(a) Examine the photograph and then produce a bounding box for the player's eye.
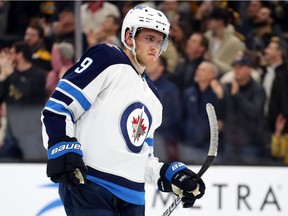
[145,36,154,43]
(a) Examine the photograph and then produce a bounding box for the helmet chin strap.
[131,39,146,73]
[156,50,163,59]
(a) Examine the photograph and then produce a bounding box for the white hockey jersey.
[41,43,164,205]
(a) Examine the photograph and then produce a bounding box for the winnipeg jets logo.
[120,102,152,153]
[132,107,147,142]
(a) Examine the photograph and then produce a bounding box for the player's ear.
[125,30,133,47]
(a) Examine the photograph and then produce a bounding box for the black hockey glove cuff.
[159,162,206,208]
[47,139,87,185]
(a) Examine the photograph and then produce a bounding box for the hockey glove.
[47,140,87,185]
[158,162,206,208]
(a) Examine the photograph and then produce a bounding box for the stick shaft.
[161,103,218,216]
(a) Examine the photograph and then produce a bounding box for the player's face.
[134,29,164,67]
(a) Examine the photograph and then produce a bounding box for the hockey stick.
[161,103,219,216]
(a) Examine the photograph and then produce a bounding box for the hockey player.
[41,5,205,215]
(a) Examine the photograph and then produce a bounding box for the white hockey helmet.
[121,5,170,53]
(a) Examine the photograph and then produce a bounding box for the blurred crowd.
[0,0,287,166]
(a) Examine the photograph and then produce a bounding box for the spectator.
[86,15,121,48]
[36,1,58,51]
[220,49,262,84]
[81,0,120,34]
[181,61,224,163]
[222,56,267,164]
[169,20,193,58]
[24,22,52,73]
[271,1,288,43]
[245,6,283,52]
[261,38,288,133]
[0,41,46,104]
[193,1,214,32]
[46,42,75,98]
[205,6,246,75]
[46,4,88,53]
[145,56,182,161]
[172,32,209,92]
[236,0,263,37]
[0,41,47,161]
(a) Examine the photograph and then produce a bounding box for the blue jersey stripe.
[57,80,91,111]
[87,175,145,205]
[45,100,73,119]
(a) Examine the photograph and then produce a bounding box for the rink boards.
[0,164,287,216]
